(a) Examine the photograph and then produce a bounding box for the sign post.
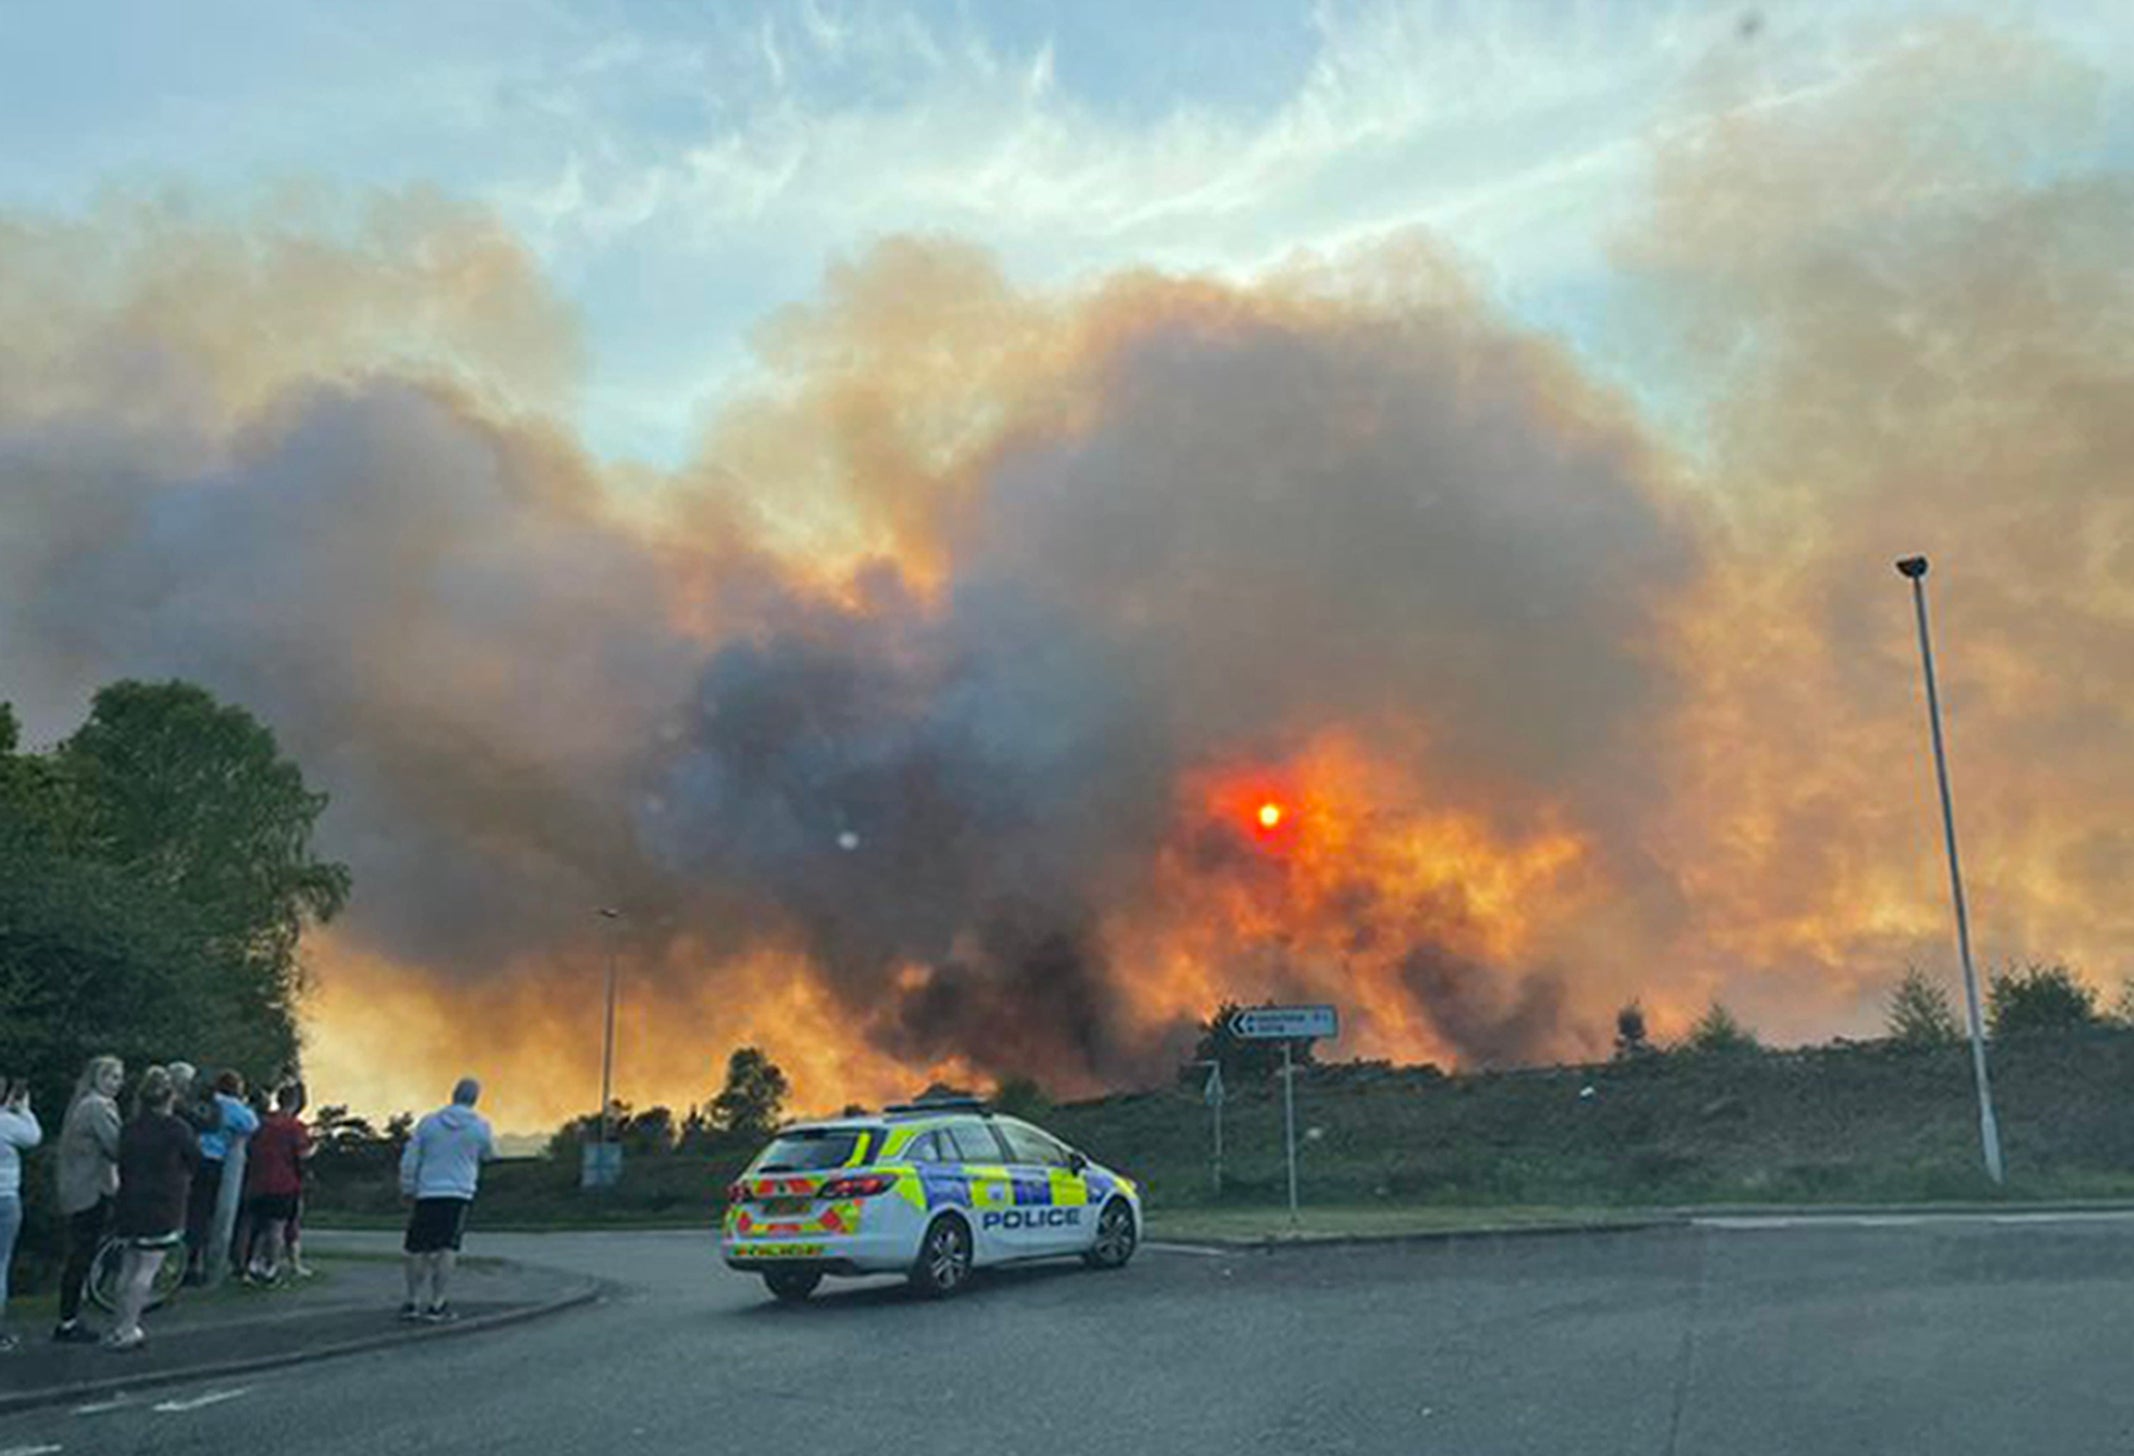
[1204,1061,1225,1197]
[1188,1058,1226,1196]
[1231,1005,1338,1226]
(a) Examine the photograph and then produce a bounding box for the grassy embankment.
[307,1030,2134,1236]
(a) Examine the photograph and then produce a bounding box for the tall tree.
[60,681,350,1048]
[0,682,350,1103]
[710,1047,790,1138]
[63,680,350,949]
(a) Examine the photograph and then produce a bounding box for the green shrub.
[1988,962,2098,1036]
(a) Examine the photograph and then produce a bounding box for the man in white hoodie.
[397,1077,495,1323]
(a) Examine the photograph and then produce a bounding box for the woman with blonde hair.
[51,1054,123,1344]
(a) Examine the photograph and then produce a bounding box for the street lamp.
[596,907,621,1150]
[1895,555,2005,1184]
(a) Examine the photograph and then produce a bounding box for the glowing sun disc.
[1257,801,1284,829]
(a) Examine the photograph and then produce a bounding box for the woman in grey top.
[52,1055,123,1343]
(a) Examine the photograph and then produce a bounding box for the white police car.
[720,1098,1142,1301]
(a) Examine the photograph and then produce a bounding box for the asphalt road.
[11,1213,2134,1454]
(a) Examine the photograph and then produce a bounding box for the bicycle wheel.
[87,1239,125,1314]
[145,1248,185,1312]
[87,1239,186,1315]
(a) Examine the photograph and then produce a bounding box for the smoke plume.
[4,24,2130,1128]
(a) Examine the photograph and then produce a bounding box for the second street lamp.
[1896,555,2005,1185]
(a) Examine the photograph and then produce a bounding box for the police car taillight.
[817,1174,896,1198]
[725,1181,749,1204]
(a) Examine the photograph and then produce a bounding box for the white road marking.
[0,1444,66,1455]
[1697,1211,2134,1232]
[73,1395,136,1415]
[151,1388,252,1413]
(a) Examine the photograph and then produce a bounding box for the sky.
[20,0,2124,463]
[4,1,2132,1130]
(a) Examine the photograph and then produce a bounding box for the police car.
[720,1098,1142,1301]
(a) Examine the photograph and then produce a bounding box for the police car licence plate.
[734,1243,825,1259]
[762,1197,812,1215]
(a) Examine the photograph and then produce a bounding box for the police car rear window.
[753,1128,875,1171]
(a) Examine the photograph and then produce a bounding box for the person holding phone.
[0,1075,45,1353]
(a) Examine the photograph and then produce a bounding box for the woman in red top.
[242,1084,311,1285]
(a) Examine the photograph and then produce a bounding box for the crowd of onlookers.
[0,1055,318,1352]
[0,1059,496,1355]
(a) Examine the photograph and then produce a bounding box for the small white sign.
[581,1140,624,1189]
[1231,1005,1339,1041]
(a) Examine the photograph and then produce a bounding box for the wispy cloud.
[3,0,2124,466]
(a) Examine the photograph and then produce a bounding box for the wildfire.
[302,935,984,1133]
[1095,733,1601,1070]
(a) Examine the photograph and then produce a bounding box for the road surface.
[10,1213,2134,1454]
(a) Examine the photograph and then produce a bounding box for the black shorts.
[247,1192,300,1224]
[122,1230,185,1250]
[403,1197,471,1254]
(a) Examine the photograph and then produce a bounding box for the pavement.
[10,1212,2134,1453]
[0,1253,597,1417]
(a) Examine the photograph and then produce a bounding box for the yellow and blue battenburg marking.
[919,1167,973,1210]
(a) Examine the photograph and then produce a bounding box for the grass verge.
[1146,1204,1665,1244]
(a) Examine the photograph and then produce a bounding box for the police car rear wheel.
[1084,1199,1136,1270]
[764,1269,823,1302]
[910,1215,973,1298]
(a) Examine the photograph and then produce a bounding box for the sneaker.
[52,1321,99,1345]
[398,1302,424,1323]
[102,1329,146,1353]
[0,1332,19,1353]
[422,1303,457,1324]
[292,1263,317,1280]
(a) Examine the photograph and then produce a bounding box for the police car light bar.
[883,1095,991,1116]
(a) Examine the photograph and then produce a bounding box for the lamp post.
[597,907,621,1150]
[1896,556,2004,1184]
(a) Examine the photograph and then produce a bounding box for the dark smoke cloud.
[5,376,700,976]
[1398,945,1570,1070]
[640,256,1692,1078]
[5,22,2129,1124]
[3,205,1682,1094]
